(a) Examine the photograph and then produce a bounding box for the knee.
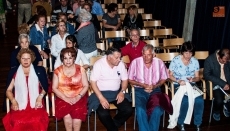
[125,106,133,116]
[136,106,146,116]
[97,110,110,119]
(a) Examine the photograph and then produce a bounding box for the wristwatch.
[121,90,126,94]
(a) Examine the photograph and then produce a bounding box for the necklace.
[130,16,137,23]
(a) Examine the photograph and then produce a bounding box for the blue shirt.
[91,1,104,16]
[169,55,199,82]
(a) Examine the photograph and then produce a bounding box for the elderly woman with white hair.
[75,9,97,62]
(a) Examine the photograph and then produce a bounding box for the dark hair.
[105,47,121,55]
[17,48,36,63]
[36,5,47,16]
[36,14,46,22]
[66,35,79,48]
[107,3,118,13]
[60,47,77,62]
[180,41,195,56]
[218,48,230,59]
[83,3,92,10]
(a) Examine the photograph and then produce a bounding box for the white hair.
[18,33,30,44]
[79,9,92,22]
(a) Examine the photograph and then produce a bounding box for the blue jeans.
[135,87,164,131]
[174,84,204,126]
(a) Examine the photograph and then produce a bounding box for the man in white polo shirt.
[89,47,132,131]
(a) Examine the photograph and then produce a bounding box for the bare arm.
[6,79,19,110]
[102,20,116,29]
[116,79,128,104]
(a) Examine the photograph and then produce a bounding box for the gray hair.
[18,33,30,44]
[129,28,140,37]
[142,44,155,54]
[79,9,92,22]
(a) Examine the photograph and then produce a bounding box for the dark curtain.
[137,0,187,37]
[192,0,230,53]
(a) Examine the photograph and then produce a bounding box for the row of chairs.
[101,3,139,9]
[103,0,136,4]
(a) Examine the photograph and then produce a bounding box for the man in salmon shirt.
[121,29,146,67]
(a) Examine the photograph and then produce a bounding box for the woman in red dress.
[3,48,49,131]
[52,47,89,131]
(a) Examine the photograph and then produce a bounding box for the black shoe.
[177,124,186,131]
[196,125,201,131]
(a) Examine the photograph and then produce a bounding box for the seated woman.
[123,5,143,34]
[54,35,89,69]
[10,34,45,68]
[29,14,51,56]
[75,9,97,62]
[102,3,121,46]
[50,20,69,58]
[168,41,203,131]
[3,48,49,131]
[52,47,89,131]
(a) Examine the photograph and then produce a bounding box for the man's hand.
[116,92,124,104]
[223,84,230,90]
[99,96,110,109]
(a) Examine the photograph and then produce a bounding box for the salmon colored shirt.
[54,64,84,97]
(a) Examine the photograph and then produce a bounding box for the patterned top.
[169,55,199,82]
[54,64,84,97]
[128,57,168,86]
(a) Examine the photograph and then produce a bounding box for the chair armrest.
[209,81,213,100]
[45,94,50,116]
[6,98,10,113]
[51,93,55,116]
[200,78,206,100]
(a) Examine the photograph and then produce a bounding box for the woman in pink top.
[52,47,89,131]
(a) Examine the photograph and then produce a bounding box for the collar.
[35,24,43,33]
[132,41,139,48]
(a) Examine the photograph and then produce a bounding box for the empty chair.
[122,0,135,3]
[142,13,153,21]
[137,8,144,14]
[120,14,126,21]
[118,8,127,14]
[153,28,178,40]
[104,0,117,4]
[143,20,163,29]
[139,29,150,39]
[144,39,160,48]
[103,30,127,49]
[162,38,184,53]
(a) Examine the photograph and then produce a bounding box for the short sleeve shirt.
[169,55,200,81]
[102,13,120,31]
[90,56,128,91]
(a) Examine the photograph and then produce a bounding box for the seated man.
[51,0,73,22]
[121,29,146,67]
[89,47,132,131]
[204,48,230,121]
[128,44,168,131]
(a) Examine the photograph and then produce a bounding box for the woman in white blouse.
[51,20,69,58]
[54,35,90,69]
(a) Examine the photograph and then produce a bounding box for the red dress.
[2,76,49,131]
[54,65,88,121]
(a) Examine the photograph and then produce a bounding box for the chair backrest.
[96,43,106,51]
[138,8,144,14]
[143,20,161,28]
[153,28,178,39]
[90,55,103,66]
[118,8,127,14]
[97,15,103,21]
[144,39,159,47]
[124,3,139,8]
[104,0,117,4]
[141,14,152,21]
[122,0,135,4]
[117,4,123,8]
[103,8,107,13]
[163,38,184,47]
[194,51,209,60]
[101,4,106,9]
[120,14,126,21]
[155,52,179,62]
[104,30,126,38]
[139,29,150,37]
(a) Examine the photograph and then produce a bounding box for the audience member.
[204,48,230,121]
[52,47,89,131]
[88,0,104,16]
[89,47,132,131]
[75,9,97,62]
[0,0,7,37]
[27,5,47,25]
[31,0,52,16]
[123,5,143,34]
[167,41,203,131]
[72,0,79,15]
[18,23,30,34]
[51,20,69,58]
[18,0,33,25]
[3,48,49,131]
[128,44,168,131]
[11,34,44,68]
[54,35,89,69]
[121,29,146,67]
[74,0,86,16]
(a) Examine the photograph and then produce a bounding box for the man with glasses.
[121,29,146,67]
[89,47,132,131]
[51,0,74,22]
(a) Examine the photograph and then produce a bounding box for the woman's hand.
[11,99,19,111]
[178,80,186,86]
[70,95,81,104]
[40,50,48,59]
[35,96,43,109]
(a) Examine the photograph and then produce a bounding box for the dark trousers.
[213,88,230,114]
[96,98,132,131]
